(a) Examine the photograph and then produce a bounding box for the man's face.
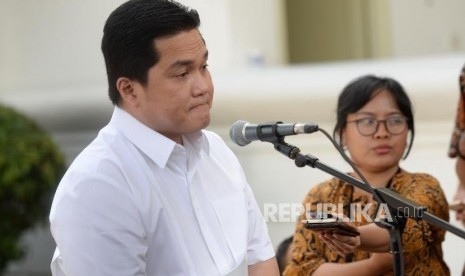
[127,29,214,143]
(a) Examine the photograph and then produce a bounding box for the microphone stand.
[268,137,465,276]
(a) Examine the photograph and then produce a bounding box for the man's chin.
[187,116,210,133]
[198,117,211,130]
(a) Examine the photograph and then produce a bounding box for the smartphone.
[450,200,465,211]
[302,214,360,237]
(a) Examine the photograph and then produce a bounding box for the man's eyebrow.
[169,50,209,69]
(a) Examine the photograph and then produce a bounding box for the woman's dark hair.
[101,0,201,105]
[333,74,415,159]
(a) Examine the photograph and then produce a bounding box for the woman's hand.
[453,184,465,226]
[316,215,361,257]
[318,231,361,257]
[368,253,393,273]
[454,158,465,226]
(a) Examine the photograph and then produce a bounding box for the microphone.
[229,120,319,146]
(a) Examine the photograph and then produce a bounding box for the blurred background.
[1,0,465,275]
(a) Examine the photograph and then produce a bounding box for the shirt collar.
[109,107,210,168]
[183,130,210,157]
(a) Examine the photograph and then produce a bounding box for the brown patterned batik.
[283,170,450,276]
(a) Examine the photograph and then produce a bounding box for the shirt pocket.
[212,192,248,264]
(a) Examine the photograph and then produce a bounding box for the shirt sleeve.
[244,183,276,265]
[50,170,147,276]
[283,184,328,276]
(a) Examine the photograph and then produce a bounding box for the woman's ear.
[339,130,347,150]
[116,77,139,106]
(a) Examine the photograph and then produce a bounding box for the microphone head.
[229,120,251,146]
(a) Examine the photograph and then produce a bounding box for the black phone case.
[303,220,360,237]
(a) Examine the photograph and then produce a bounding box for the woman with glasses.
[284,75,450,275]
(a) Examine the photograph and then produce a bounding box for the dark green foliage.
[0,103,65,274]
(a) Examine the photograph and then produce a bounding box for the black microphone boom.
[229,120,319,146]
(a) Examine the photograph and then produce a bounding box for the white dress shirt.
[49,107,274,276]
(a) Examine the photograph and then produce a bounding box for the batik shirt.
[284,169,450,276]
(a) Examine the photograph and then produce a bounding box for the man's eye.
[177,71,188,78]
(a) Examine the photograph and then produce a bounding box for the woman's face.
[342,89,408,173]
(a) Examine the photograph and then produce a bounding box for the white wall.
[226,0,288,67]
[390,0,465,57]
[0,0,124,92]
[0,0,286,95]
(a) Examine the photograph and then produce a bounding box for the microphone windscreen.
[229,120,250,146]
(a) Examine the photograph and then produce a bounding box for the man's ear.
[116,77,139,106]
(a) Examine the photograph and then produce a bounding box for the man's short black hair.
[101,0,201,105]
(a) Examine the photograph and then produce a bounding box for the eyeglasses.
[347,116,408,136]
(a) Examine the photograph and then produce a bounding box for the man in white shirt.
[49,0,279,275]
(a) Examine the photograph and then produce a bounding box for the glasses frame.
[347,116,408,136]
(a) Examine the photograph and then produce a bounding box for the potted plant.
[0,103,65,274]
